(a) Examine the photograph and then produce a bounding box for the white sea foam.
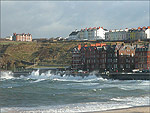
[2,96,149,113]
[0,71,14,80]
[111,96,150,105]
[117,80,150,91]
[21,69,106,83]
[1,70,149,113]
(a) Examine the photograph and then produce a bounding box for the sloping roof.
[14,33,31,36]
[69,31,79,36]
[120,45,135,51]
[135,44,150,51]
[103,29,108,31]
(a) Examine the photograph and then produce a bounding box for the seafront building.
[68,30,80,40]
[80,43,107,72]
[72,45,82,71]
[105,26,150,41]
[72,43,150,72]
[12,33,32,41]
[135,44,150,70]
[68,27,108,40]
[117,44,135,72]
[69,26,150,41]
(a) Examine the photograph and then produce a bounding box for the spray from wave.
[0,71,14,80]
[23,69,106,83]
[0,69,107,83]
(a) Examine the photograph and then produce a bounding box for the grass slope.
[0,41,88,70]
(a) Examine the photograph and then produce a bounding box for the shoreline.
[2,105,150,113]
[85,105,150,113]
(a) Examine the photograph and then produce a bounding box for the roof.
[69,31,79,36]
[103,29,108,31]
[135,44,150,51]
[119,45,135,51]
[97,46,106,51]
[13,33,31,36]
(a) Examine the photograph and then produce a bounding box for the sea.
[0,70,149,113]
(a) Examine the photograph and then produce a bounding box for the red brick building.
[96,46,107,72]
[135,44,150,70]
[106,45,119,72]
[72,43,149,72]
[71,45,82,71]
[81,46,98,71]
[12,33,32,41]
[118,45,135,72]
[72,43,106,72]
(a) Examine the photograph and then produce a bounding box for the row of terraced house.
[12,33,32,41]
[72,43,150,72]
[69,26,150,41]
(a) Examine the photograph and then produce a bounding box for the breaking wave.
[1,70,149,113]
[0,71,14,80]
[24,69,106,82]
[0,69,106,82]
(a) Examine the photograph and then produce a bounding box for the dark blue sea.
[0,70,149,113]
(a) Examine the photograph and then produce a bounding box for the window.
[114,64,117,68]
[120,64,123,68]
[114,59,117,62]
[126,64,130,68]
[126,59,130,62]
[135,64,138,68]
[94,60,95,63]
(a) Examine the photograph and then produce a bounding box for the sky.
[1,1,149,39]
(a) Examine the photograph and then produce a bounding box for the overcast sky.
[1,1,149,38]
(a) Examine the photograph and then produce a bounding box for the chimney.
[78,44,81,50]
[13,33,16,36]
[142,26,146,29]
[91,44,96,47]
[121,43,125,46]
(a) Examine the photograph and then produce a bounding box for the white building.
[83,27,108,40]
[69,27,108,41]
[105,26,150,41]
[5,36,12,40]
[145,26,150,39]
[68,30,80,40]
[105,29,128,41]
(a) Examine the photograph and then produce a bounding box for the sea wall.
[99,73,150,80]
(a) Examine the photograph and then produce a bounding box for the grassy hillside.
[0,41,89,70]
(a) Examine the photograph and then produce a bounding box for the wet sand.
[87,106,150,113]
[2,106,150,113]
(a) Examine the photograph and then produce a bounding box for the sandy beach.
[2,106,149,113]
[87,106,150,113]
